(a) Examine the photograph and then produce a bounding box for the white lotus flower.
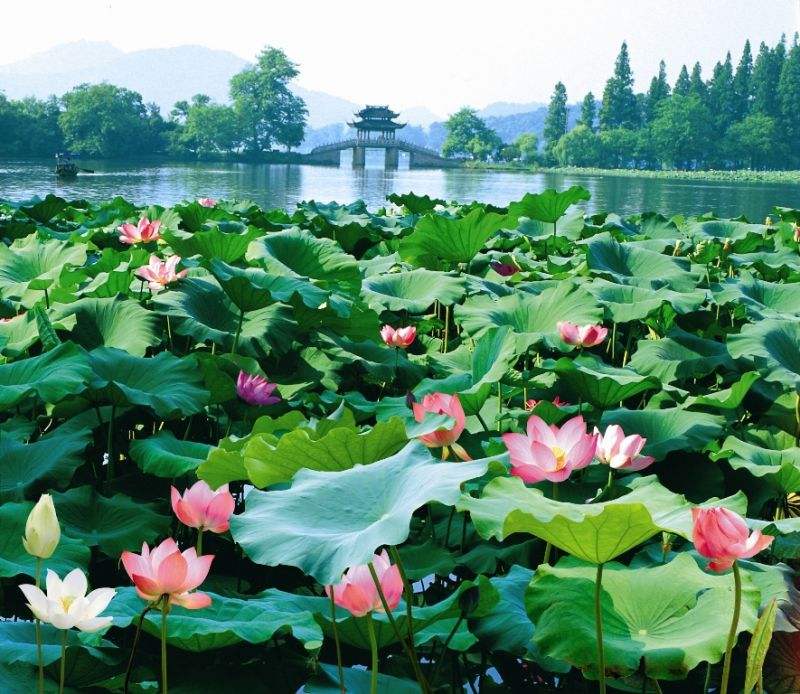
[19,568,116,632]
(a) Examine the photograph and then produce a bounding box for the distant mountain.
[398,106,442,128]
[479,101,547,118]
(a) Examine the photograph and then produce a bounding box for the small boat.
[55,152,93,178]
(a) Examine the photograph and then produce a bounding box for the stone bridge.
[303,138,461,169]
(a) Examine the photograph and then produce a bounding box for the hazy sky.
[2,0,798,114]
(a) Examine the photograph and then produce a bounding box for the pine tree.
[579,92,597,132]
[689,62,707,102]
[732,39,753,119]
[599,42,640,129]
[778,41,800,161]
[645,60,670,122]
[708,53,736,134]
[674,65,691,96]
[543,81,568,160]
[752,37,786,117]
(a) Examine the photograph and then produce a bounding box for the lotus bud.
[722,238,731,253]
[764,216,773,226]
[672,239,682,256]
[23,494,60,559]
[794,224,800,243]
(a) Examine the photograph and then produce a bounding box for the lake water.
[2,155,799,219]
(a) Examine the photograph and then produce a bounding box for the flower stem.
[388,546,417,659]
[366,615,378,694]
[107,404,116,481]
[232,308,244,355]
[196,528,203,555]
[595,563,606,694]
[35,557,44,694]
[160,603,170,694]
[329,592,345,694]
[720,561,742,694]
[59,629,67,694]
[123,605,153,694]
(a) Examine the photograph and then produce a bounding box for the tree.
[174,99,241,156]
[598,127,638,168]
[674,65,691,96]
[645,60,670,123]
[441,107,501,160]
[230,46,307,152]
[59,83,161,157]
[707,53,736,136]
[650,94,713,168]
[689,62,707,102]
[778,41,800,162]
[725,113,776,169]
[543,82,568,162]
[553,124,602,166]
[514,133,539,163]
[733,40,753,119]
[600,42,640,129]
[579,92,597,132]
[752,38,785,118]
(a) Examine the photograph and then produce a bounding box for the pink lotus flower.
[593,424,655,471]
[171,481,235,534]
[412,392,470,460]
[197,197,217,208]
[121,538,213,609]
[380,325,416,348]
[325,550,403,617]
[692,507,774,572]
[490,261,518,276]
[557,321,608,347]
[236,371,280,406]
[525,395,569,411]
[502,414,597,483]
[118,217,162,244]
[135,255,187,291]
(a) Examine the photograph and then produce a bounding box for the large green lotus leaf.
[398,208,506,268]
[506,186,590,225]
[103,587,323,652]
[244,416,408,488]
[728,319,800,391]
[598,407,724,460]
[316,333,425,383]
[715,434,800,493]
[684,371,761,411]
[0,235,86,301]
[713,274,800,320]
[684,219,765,241]
[0,341,91,409]
[628,328,733,384]
[153,276,297,356]
[51,296,159,356]
[246,226,362,295]
[0,621,110,668]
[585,233,700,290]
[0,426,92,501]
[88,347,209,418]
[231,441,490,584]
[309,665,418,694]
[455,282,602,349]
[0,311,43,358]
[387,191,446,214]
[19,194,69,224]
[526,554,759,681]
[164,224,262,263]
[361,268,465,313]
[294,299,381,342]
[584,279,706,322]
[459,475,745,564]
[430,326,519,391]
[129,431,213,478]
[51,485,170,556]
[548,354,660,408]
[0,501,89,578]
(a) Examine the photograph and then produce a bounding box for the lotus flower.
[490,261,518,276]
[118,217,162,244]
[794,224,800,243]
[593,424,655,471]
[121,538,213,609]
[380,325,416,348]
[557,321,608,347]
[236,371,280,406]
[171,481,235,534]
[692,507,774,572]
[197,197,217,207]
[412,392,470,460]
[325,550,403,617]
[525,395,569,411]
[19,569,115,632]
[23,494,60,559]
[135,255,187,291]
[502,414,597,483]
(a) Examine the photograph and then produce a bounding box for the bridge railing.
[308,138,447,159]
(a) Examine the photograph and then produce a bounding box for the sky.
[1,0,798,115]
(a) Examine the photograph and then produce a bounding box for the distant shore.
[464,161,800,184]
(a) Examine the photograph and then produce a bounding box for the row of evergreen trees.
[541,36,800,170]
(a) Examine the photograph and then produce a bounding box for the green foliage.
[442,107,502,160]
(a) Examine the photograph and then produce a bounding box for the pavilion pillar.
[352,145,366,168]
[384,146,399,170]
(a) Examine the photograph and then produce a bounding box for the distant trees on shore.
[0,46,306,159]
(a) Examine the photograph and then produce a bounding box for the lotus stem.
[794,392,800,446]
[166,315,174,352]
[232,308,244,355]
[123,605,153,694]
[196,528,203,555]
[595,563,606,694]
[161,602,170,694]
[720,561,742,694]
[59,629,67,694]
[366,615,378,694]
[430,613,464,686]
[43,286,50,309]
[107,404,116,481]
[388,546,417,659]
[702,661,711,693]
[443,305,450,353]
[35,557,44,694]
[329,592,346,694]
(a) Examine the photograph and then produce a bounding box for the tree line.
[444,35,800,170]
[0,47,307,159]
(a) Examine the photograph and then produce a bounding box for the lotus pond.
[1,188,800,693]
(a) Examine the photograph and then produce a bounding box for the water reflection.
[1,158,798,220]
